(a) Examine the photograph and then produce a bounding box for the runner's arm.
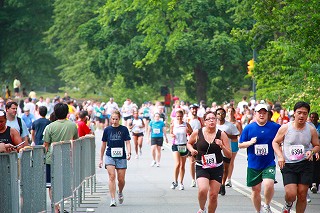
[272,125,287,169]
[187,130,199,156]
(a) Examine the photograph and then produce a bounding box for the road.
[75,129,320,213]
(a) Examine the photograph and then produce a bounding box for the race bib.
[153,128,160,134]
[177,145,187,153]
[254,144,268,156]
[111,147,123,158]
[96,112,101,117]
[202,154,218,169]
[289,145,304,160]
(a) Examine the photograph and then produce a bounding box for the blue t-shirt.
[31,118,51,145]
[239,121,280,170]
[149,120,165,138]
[102,125,131,159]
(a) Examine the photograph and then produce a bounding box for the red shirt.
[77,120,91,137]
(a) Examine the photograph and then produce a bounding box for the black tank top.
[195,128,223,164]
[0,126,13,145]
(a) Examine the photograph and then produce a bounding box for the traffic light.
[247,59,254,76]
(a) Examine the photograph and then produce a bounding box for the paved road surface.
[74,129,320,213]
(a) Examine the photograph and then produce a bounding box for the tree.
[0,0,59,91]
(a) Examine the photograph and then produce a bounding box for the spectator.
[31,106,50,145]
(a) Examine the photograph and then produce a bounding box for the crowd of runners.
[1,93,320,213]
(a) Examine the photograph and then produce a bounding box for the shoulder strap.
[17,117,23,136]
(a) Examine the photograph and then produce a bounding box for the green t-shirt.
[44,119,78,164]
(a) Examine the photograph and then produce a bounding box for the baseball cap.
[190,104,199,109]
[255,104,268,112]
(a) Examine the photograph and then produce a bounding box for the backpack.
[17,117,23,136]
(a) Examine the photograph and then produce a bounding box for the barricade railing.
[0,152,19,213]
[0,135,96,213]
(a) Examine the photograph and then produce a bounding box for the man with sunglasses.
[215,107,240,196]
[239,104,280,213]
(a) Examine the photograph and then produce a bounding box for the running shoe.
[225,179,232,187]
[139,150,142,156]
[311,184,317,193]
[110,198,117,207]
[281,202,292,213]
[219,185,226,196]
[307,193,311,203]
[135,155,139,159]
[179,183,184,190]
[190,179,196,187]
[170,181,178,189]
[150,160,156,167]
[156,162,160,167]
[263,204,272,213]
[118,192,124,204]
[196,208,206,213]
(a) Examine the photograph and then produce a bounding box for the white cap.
[255,104,268,112]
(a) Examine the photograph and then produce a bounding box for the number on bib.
[111,147,123,158]
[202,154,218,169]
[289,145,304,161]
[153,128,160,134]
[177,145,187,153]
[254,144,268,156]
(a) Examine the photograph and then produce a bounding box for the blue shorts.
[231,141,239,153]
[172,144,188,157]
[105,155,127,169]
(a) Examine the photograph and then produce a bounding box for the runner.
[121,99,134,128]
[225,106,243,188]
[216,107,240,196]
[272,101,320,213]
[187,104,204,187]
[130,110,145,159]
[187,111,231,213]
[148,112,168,167]
[99,110,131,207]
[239,104,280,213]
[170,109,193,190]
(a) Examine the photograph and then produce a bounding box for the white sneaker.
[190,180,196,187]
[139,150,142,156]
[150,160,156,167]
[110,198,117,207]
[307,193,311,203]
[225,179,232,187]
[156,162,160,167]
[196,208,206,213]
[170,181,178,189]
[263,204,272,213]
[118,192,124,204]
[135,155,139,159]
[179,183,184,190]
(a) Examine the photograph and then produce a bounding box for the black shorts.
[223,156,231,164]
[281,160,313,186]
[151,137,163,146]
[172,144,188,157]
[132,132,144,137]
[196,164,223,182]
[123,116,132,121]
[143,116,151,121]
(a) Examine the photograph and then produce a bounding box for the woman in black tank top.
[187,111,231,213]
[0,110,23,151]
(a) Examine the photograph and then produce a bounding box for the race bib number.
[153,128,160,134]
[289,145,304,160]
[111,147,123,158]
[177,145,187,153]
[96,112,101,117]
[254,144,268,156]
[202,154,217,169]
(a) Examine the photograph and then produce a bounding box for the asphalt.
[68,129,320,213]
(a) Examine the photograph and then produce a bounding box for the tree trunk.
[194,65,207,103]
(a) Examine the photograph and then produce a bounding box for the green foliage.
[0,0,60,91]
[111,74,159,106]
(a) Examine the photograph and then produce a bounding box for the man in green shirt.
[43,103,78,213]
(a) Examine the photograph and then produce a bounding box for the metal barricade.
[20,146,46,213]
[0,152,19,213]
[1,135,96,212]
